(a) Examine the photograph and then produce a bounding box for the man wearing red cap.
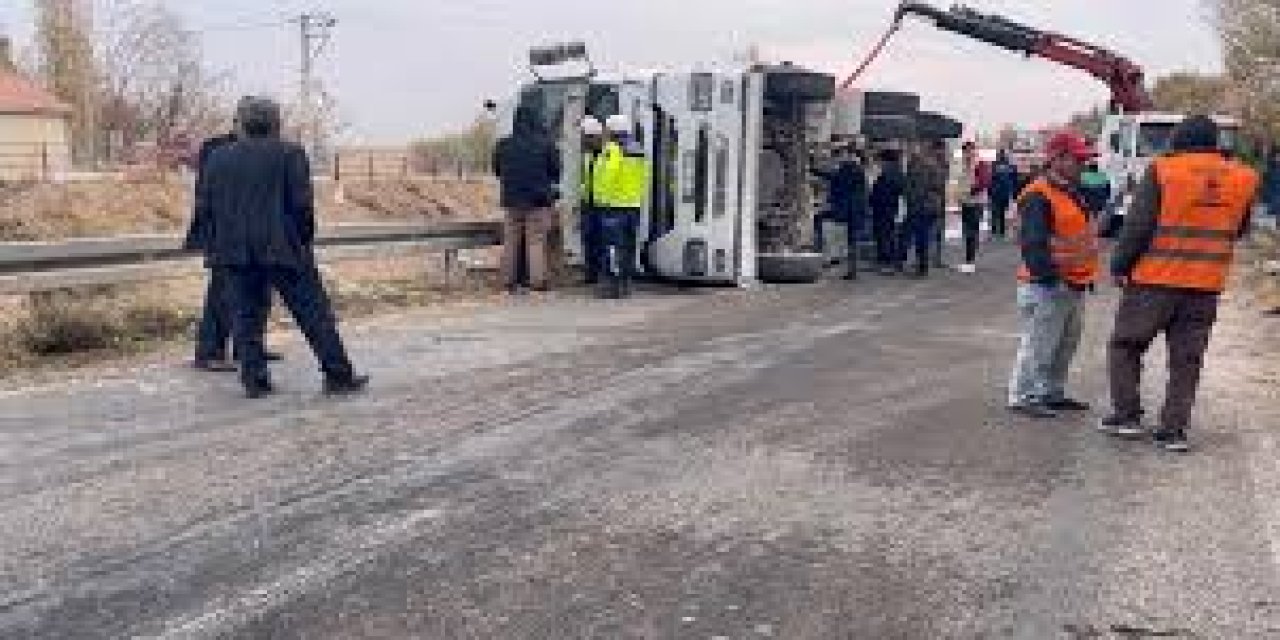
[1007,131,1101,419]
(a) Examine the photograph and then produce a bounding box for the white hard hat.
[605,114,632,135]
[580,116,603,136]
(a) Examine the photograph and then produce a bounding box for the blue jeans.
[595,210,638,297]
[897,213,936,270]
[580,207,605,282]
[1008,283,1086,406]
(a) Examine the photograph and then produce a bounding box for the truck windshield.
[515,83,572,134]
[1138,122,1242,157]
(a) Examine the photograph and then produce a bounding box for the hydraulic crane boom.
[893,2,1154,113]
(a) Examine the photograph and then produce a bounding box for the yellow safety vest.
[591,140,648,210]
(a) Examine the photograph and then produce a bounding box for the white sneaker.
[957,263,977,274]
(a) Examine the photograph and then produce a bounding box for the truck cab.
[1098,112,1241,217]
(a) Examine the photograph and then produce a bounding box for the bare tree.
[34,0,98,162]
[1208,0,1280,148]
[95,1,230,165]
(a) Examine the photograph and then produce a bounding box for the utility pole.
[297,11,337,163]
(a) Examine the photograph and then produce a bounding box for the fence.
[0,142,71,182]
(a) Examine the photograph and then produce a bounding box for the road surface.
[2,245,1279,639]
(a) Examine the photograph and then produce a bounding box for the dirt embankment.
[0,177,498,241]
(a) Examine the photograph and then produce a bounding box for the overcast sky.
[0,0,1224,142]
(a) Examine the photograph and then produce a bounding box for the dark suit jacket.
[184,133,238,251]
[195,137,316,270]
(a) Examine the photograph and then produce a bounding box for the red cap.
[1044,131,1097,161]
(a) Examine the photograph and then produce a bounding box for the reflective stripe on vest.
[1131,153,1259,292]
[1016,178,1100,286]
[591,140,648,210]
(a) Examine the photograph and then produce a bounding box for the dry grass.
[0,176,498,241]
[0,255,502,377]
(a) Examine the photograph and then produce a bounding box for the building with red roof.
[0,36,72,180]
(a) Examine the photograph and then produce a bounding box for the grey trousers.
[1008,283,1086,406]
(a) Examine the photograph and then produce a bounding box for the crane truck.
[890,1,1241,217]
[490,43,956,287]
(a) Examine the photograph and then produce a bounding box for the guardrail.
[0,220,503,295]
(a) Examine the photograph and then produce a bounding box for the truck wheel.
[861,115,917,141]
[862,91,920,117]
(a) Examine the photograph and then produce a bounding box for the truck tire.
[915,111,963,139]
[862,91,920,117]
[762,66,836,102]
[861,115,916,141]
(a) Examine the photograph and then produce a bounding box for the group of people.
[813,138,1026,281]
[186,96,368,399]
[1005,117,1260,453]
[491,105,648,299]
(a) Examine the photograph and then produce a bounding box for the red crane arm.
[891,2,1154,113]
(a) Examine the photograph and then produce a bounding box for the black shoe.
[243,378,275,399]
[842,272,858,281]
[1097,414,1146,439]
[193,358,237,373]
[324,374,370,397]
[1045,398,1091,412]
[1153,429,1191,453]
[1008,401,1057,419]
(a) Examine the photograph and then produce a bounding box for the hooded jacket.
[493,107,563,210]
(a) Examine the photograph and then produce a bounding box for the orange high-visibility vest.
[1131,153,1259,293]
[1016,178,1100,286]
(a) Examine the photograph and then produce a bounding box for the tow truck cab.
[1098,112,1241,216]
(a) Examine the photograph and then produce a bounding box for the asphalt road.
[2,245,1279,639]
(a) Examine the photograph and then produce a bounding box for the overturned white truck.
[491,45,961,286]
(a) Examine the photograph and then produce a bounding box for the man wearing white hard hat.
[587,114,649,299]
[579,116,606,284]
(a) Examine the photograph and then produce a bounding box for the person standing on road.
[870,148,906,275]
[1007,131,1101,419]
[814,143,870,280]
[589,114,648,299]
[184,104,280,372]
[955,141,990,274]
[197,96,368,399]
[901,139,948,277]
[988,149,1019,240]
[493,104,563,294]
[1101,116,1259,452]
[578,116,606,285]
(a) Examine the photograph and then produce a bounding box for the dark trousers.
[581,207,605,283]
[223,264,354,385]
[195,269,270,362]
[871,205,898,266]
[595,209,638,298]
[990,196,1011,239]
[1108,286,1220,431]
[898,212,936,272]
[960,203,983,264]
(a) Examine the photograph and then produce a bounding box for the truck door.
[645,72,747,284]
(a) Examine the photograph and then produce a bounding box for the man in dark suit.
[195,96,367,398]
[185,104,281,371]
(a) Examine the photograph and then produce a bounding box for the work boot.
[324,374,370,397]
[1098,414,1146,439]
[1045,397,1091,412]
[1007,400,1057,420]
[243,376,276,400]
[1153,428,1191,453]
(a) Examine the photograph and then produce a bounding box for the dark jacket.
[1017,174,1093,287]
[870,161,906,215]
[1110,155,1253,278]
[990,156,1020,204]
[815,159,869,222]
[1263,157,1280,211]
[493,109,562,210]
[195,137,316,270]
[184,133,238,251]
[904,152,947,217]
